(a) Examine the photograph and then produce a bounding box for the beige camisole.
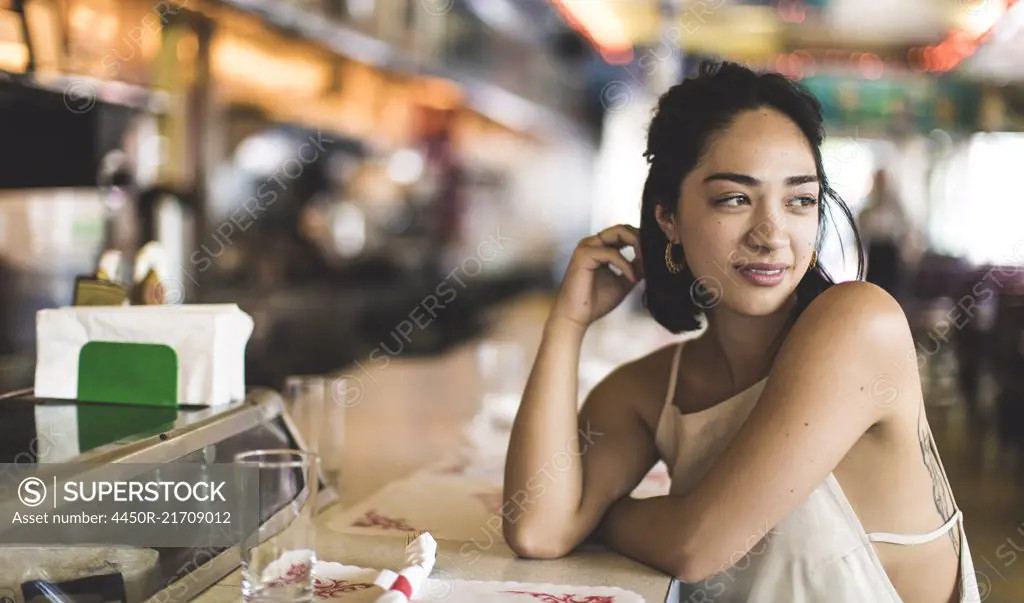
[655,341,981,602]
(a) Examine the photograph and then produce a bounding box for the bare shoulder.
[584,342,680,433]
[779,281,920,415]
[790,281,913,350]
[799,280,909,331]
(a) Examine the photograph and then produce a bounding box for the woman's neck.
[704,300,796,390]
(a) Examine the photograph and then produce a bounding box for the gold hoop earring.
[809,250,817,269]
[665,242,684,275]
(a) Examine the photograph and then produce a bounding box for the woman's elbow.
[672,551,718,584]
[502,520,573,560]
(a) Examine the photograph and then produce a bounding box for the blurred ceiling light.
[332,202,367,258]
[387,149,425,185]
[470,82,538,134]
[991,0,1024,43]
[857,52,884,80]
[778,0,807,24]
[69,4,118,44]
[960,0,1009,38]
[68,5,97,35]
[775,53,806,79]
[961,0,1024,80]
[212,37,328,97]
[548,0,634,64]
[466,0,535,42]
[469,0,518,28]
[923,0,1017,72]
[234,132,296,175]
[0,41,28,71]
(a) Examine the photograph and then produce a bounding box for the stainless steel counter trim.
[0,391,280,503]
[142,547,240,603]
[0,386,33,401]
[71,389,286,466]
[0,388,283,467]
[0,388,338,539]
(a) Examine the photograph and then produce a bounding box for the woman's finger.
[581,224,634,247]
[584,247,636,282]
[594,224,640,249]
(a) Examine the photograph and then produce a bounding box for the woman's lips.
[734,263,789,287]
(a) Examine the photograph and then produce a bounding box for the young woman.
[503,61,979,602]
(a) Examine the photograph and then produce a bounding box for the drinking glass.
[284,376,325,454]
[286,375,346,486]
[321,376,352,486]
[235,449,320,603]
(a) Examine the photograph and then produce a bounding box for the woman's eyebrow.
[703,172,758,186]
[702,173,818,187]
[786,175,819,186]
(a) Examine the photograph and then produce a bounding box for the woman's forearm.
[600,495,746,582]
[503,317,588,555]
[599,496,692,580]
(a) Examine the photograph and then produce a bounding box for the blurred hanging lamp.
[546,0,634,64]
[917,0,1019,72]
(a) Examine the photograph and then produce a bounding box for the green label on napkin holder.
[76,404,179,452]
[77,341,178,407]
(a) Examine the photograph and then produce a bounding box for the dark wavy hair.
[640,59,865,334]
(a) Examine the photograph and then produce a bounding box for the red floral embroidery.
[263,563,375,599]
[351,509,417,531]
[500,592,614,603]
[313,577,375,598]
[265,563,313,587]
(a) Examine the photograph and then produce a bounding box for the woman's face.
[657,107,820,318]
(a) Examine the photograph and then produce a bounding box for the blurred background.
[2,0,1024,597]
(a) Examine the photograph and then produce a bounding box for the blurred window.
[819,136,876,282]
[925,132,1024,265]
[954,133,1024,265]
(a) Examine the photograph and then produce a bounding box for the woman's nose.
[746,216,788,251]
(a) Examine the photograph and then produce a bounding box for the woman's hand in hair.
[550,225,644,331]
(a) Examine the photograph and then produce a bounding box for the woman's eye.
[790,196,818,208]
[716,195,749,207]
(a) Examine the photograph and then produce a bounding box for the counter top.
[197,530,672,603]
[198,454,675,601]
[196,298,678,602]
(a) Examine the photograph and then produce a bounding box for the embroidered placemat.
[322,461,670,541]
[268,560,647,602]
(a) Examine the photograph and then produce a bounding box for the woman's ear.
[654,204,678,243]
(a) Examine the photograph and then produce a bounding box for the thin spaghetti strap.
[868,509,962,545]
[662,317,709,412]
[664,342,685,409]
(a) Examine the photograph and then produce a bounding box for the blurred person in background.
[858,168,912,300]
[504,60,978,602]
